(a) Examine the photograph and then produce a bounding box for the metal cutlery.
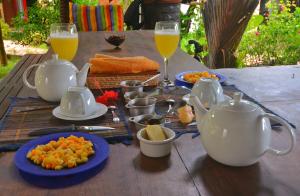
[28,125,115,136]
[16,105,55,113]
[108,105,120,123]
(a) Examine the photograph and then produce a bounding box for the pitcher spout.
[77,63,90,87]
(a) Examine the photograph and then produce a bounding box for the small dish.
[104,31,125,49]
[53,103,108,121]
[120,80,143,93]
[125,97,157,116]
[137,127,176,158]
[175,70,227,88]
[129,114,164,130]
[124,91,149,103]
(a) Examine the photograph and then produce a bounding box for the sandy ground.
[4,40,48,56]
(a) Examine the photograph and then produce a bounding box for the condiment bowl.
[125,97,157,116]
[137,127,176,158]
[129,114,164,130]
[124,91,149,103]
[120,80,143,93]
[104,31,125,49]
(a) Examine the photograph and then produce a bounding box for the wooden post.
[60,0,69,23]
[203,0,258,68]
[0,23,8,66]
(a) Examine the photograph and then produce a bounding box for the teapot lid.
[219,92,259,112]
[45,54,77,69]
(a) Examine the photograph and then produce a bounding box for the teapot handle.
[22,64,39,89]
[263,113,296,156]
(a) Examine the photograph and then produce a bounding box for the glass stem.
[164,58,169,82]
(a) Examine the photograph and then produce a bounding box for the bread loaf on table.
[89,54,160,74]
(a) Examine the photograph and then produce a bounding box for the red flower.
[96,90,119,106]
[255,31,260,36]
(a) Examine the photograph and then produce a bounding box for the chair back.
[60,0,124,31]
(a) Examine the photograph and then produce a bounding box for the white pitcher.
[23,55,90,102]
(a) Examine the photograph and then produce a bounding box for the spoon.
[141,74,160,85]
[108,105,120,123]
[150,99,176,123]
[166,98,176,114]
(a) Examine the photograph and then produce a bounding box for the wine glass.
[50,23,78,61]
[154,21,180,88]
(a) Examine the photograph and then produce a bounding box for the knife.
[28,125,115,137]
[16,105,56,113]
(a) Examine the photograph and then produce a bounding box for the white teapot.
[190,92,296,167]
[23,55,90,102]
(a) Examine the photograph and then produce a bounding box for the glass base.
[161,79,175,88]
[158,80,176,94]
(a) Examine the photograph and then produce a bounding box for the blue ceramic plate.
[14,132,109,188]
[175,70,227,89]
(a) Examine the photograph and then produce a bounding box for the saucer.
[182,94,232,105]
[52,103,108,121]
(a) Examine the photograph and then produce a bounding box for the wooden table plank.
[0,55,43,118]
[217,65,300,102]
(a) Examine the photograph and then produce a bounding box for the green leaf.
[245,15,264,32]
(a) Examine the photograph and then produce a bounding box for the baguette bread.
[89,55,160,74]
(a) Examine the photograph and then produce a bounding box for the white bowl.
[137,127,176,158]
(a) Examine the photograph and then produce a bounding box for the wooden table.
[0,31,300,196]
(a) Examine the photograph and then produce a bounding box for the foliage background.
[237,5,300,67]
[180,1,300,67]
[10,0,60,46]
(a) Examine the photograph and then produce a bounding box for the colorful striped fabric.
[69,2,124,32]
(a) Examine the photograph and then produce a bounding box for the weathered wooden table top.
[0,31,299,196]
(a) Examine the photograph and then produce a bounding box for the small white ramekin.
[137,127,176,158]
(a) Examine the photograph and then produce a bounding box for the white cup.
[191,78,224,108]
[60,86,96,117]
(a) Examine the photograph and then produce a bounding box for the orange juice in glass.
[50,23,78,61]
[154,21,179,88]
[155,32,179,59]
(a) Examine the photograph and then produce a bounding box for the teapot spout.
[77,63,90,87]
[189,95,208,116]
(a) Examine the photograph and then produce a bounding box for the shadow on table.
[189,155,275,196]
[133,153,171,173]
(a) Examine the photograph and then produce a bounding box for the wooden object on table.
[87,71,159,89]
[0,31,300,195]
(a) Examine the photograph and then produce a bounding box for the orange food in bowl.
[183,71,219,84]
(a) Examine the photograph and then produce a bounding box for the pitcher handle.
[22,64,39,89]
[263,113,296,156]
